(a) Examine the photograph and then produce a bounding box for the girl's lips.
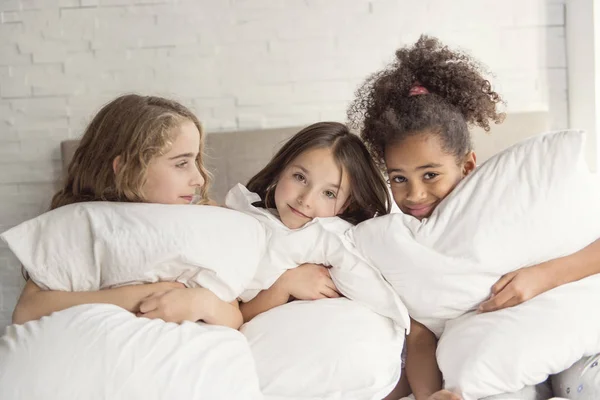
[180,196,194,203]
[288,205,309,218]
[404,203,435,218]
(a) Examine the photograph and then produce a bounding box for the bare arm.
[552,238,600,284]
[480,238,600,312]
[137,287,243,329]
[240,264,340,323]
[12,280,184,325]
[239,280,291,323]
[382,372,411,400]
[405,319,443,400]
[203,297,243,330]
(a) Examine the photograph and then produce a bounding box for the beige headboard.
[61,112,550,203]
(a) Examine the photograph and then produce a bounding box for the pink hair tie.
[408,84,429,97]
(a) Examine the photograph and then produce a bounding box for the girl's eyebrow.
[291,164,309,174]
[388,163,443,173]
[292,164,340,189]
[416,163,443,170]
[168,153,196,160]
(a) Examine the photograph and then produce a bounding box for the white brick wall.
[0,0,567,331]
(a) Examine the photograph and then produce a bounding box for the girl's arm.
[480,238,600,312]
[239,263,340,323]
[203,298,243,329]
[12,279,184,325]
[239,279,291,323]
[138,287,243,329]
[382,372,410,400]
[405,319,443,400]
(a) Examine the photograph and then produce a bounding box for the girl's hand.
[479,262,558,312]
[138,287,215,323]
[111,281,186,313]
[276,263,340,301]
[426,389,462,400]
[144,281,186,294]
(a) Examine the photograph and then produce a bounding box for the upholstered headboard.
[61,112,550,203]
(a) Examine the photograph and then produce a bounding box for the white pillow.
[225,184,410,331]
[437,274,600,399]
[240,297,404,399]
[0,304,263,400]
[350,130,600,336]
[0,203,266,302]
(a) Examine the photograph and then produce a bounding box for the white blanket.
[241,298,405,399]
[0,304,263,400]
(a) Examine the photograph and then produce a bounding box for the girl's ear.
[112,155,122,175]
[462,151,477,177]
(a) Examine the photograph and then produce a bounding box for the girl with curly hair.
[348,35,600,400]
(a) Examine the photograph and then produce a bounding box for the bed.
[4,113,577,400]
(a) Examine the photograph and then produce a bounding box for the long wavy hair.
[51,94,212,210]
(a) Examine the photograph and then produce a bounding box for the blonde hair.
[51,94,211,210]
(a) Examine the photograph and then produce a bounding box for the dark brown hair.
[348,35,505,168]
[247,122,391,225]
[51,94,211,210]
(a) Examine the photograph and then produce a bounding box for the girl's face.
[385,133,476,220]
[274,147,351,229]
[142,120,205,205]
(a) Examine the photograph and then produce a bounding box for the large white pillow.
[0,203,266,302]
[225,184,410,331]
[350,130,600,337]
[241,297,404,400]
[0,304,263,400]
[437,274,600,399]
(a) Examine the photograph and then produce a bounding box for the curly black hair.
[348,35,505,168]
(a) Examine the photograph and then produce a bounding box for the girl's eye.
[324,190,337,199]
[293,173,306,183]
[390,175,407,184]
[176,161,189,168]
[424,172,439,180]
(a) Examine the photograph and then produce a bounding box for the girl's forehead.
[386,134,455,167]
[288,147,350,187]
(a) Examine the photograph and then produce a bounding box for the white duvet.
[0,304,263,400]
[0,188,407,400]
[0,300,404,400]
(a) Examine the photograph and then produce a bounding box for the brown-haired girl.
[13,94,242,329]
[238,121,392,322]
[349,35,600,400]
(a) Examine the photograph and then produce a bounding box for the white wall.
[566,0,600,172]
[0,0,568,331]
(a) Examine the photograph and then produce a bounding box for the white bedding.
[0,190,407,399]
[0,299,405,400]
[241,298,404,400]
[0,304,263,400]
[1,203,266,302]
